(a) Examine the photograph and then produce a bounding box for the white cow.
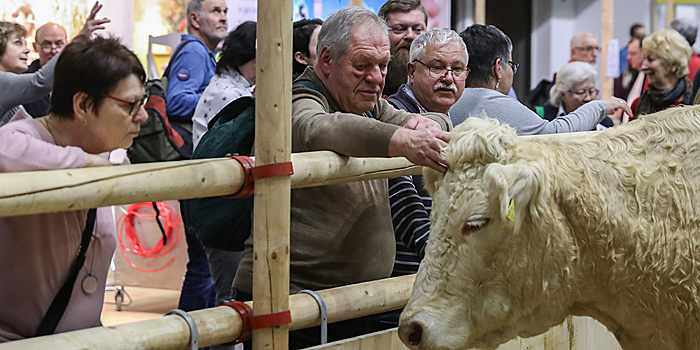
[398,107,700,350]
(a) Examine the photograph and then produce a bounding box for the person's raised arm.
[0,2,110,117]
[75,2,110,39]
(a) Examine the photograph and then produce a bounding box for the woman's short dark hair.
[216,21,257,75]
[50,36,146,120]
[459,24,512,87]
[0,22,27,58]
[293,18,323,76]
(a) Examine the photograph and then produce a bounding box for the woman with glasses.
[450,24,630,135]
[0,35,147,342]
[542,61,615,129]
[632,29,693,119]
[0,2,108,125]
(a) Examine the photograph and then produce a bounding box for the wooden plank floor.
[101,265,180,327]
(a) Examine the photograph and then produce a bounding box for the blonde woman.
[632,29,693,118]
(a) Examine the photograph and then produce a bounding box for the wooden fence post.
[254,0,293,349]
[475,0,486,25]
[666,0,675,29]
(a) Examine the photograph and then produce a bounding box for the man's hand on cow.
[601,96,632,119]
[389,127,452,173]
[403,114,443,132]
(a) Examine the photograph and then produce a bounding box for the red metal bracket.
[223,156,294,199]
[221,301,293,344]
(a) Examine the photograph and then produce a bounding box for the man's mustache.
[434,82,457,93]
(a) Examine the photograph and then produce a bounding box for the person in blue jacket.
[166,0,228,122]
[168,0,228,316]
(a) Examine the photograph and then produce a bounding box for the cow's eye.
[462,218,490,235]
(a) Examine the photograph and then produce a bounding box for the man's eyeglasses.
[103,94,148,116]
[507,61,519,75]
[573,46,601,53]
[413,60,469,81]
[390,25,426,36]
[39,41,65,52]
[566,88,600,97]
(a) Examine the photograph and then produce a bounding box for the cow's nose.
[398,320,424,349]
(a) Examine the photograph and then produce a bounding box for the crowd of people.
[0,0,698,348]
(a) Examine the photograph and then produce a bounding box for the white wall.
[531,0,575,88]
[102,0,134,49]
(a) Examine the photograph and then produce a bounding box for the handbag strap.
[35,208,97,336]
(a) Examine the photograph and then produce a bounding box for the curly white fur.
[399,106,700,350]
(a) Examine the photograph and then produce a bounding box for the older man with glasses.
[22,23,68,118]
[525,32,600,109]
[386,28,468,120]
[384,27,467,281]
[570,32,601,65]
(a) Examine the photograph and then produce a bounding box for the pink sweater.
[0,111,117,342]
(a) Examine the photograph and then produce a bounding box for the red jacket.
[688,52,700,82]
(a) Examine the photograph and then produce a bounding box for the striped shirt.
[389,175,432,276]
[385,84,434,276]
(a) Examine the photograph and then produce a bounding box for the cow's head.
[399,117,578,350]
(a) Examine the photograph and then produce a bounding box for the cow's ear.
[422,167,444,197]
[483,163,540,231]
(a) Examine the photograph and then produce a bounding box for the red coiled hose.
[117,202,182,273]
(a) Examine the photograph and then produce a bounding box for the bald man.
[570,32,600,64]
[526,32,600,109]
[22,23,68,118]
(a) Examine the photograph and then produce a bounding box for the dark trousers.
[235,290,394,349]
[205,247,242,304]
[178,229,216,311]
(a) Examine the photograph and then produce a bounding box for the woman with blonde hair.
[632,29,693,118]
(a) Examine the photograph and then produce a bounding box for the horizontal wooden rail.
[0,151,419,217]
[0,275,415,349]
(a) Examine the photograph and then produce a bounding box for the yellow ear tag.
[506,198,515,221]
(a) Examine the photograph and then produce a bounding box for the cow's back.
[516,106,700,348]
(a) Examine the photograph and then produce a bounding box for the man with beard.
[167,0,227,315]
[385,27,467,278]
[379,0,428,96]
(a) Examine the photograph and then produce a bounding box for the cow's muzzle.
[398,320,425,349]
